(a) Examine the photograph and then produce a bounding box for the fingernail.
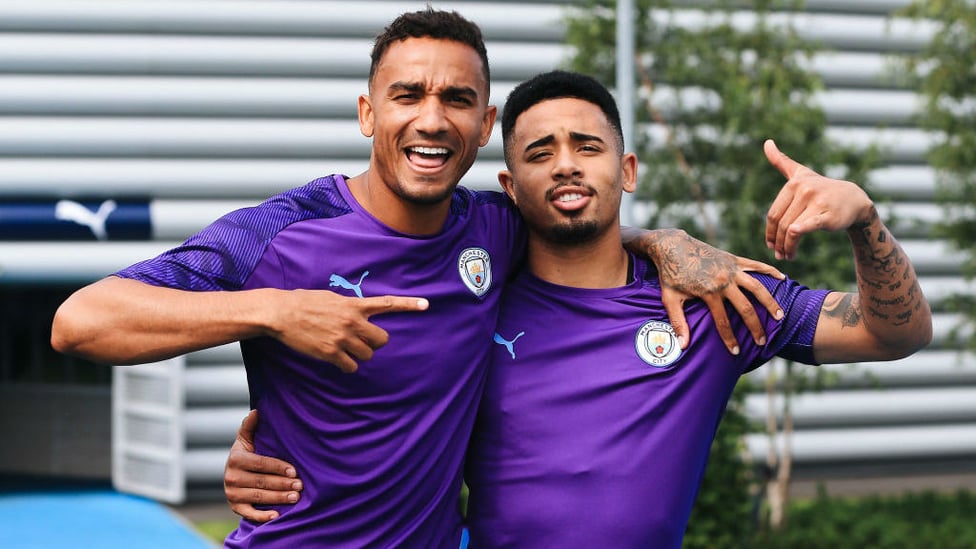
[774,252,783,260]
[731,345,740,356]
[292,480,303,490]
[775,309,784,320]
[417,298,429,309]
[677,335,687,349]
[287,492,298,503]
[285,467,296,477]
[758,336,766,346]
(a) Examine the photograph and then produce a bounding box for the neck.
[527,227,631,289]
[346,171,450,235]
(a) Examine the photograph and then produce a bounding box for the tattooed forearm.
[845,209,929,342]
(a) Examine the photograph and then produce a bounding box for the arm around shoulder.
[622,226,785,354]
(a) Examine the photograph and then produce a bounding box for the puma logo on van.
[55,199,117,241]
[329,271,370,298]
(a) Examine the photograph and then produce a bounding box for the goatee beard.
[546,220,599,244]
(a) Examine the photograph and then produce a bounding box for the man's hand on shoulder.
[624,227,784,354]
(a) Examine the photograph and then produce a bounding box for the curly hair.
[369,8,490,91]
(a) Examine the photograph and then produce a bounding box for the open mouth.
[406,146,452,170]
[549,186,592,211]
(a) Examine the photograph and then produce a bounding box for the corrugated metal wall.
[2,0,974,499]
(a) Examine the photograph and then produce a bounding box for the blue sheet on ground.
[0,489,214,549]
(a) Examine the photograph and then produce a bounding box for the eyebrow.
[388,81,480,100]
[524,131,605,153]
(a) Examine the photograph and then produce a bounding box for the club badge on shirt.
[458,247,492,297]
[635,320,682,368]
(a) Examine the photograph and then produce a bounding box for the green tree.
[566,0,877,542]
[903,0,976,351]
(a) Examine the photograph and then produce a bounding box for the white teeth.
[409,146,449,155]
[557,193,583,202]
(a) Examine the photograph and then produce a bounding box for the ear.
[621,152,638,194]
[479,105,498,147]
[497,170,517,205]
[358,94,374,137]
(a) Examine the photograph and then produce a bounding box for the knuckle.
[224,470,241,486]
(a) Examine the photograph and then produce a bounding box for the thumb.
[763,139,802,180]
[237,409,259,451]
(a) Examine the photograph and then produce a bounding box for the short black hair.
[369,8,490,92]
[501,70,623,167]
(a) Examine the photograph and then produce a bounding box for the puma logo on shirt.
[493,331,525,359]
[329,271,370,298]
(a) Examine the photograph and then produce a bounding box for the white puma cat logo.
[55,199,117,241]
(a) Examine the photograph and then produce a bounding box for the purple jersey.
[465,255,828,548]
[117,175,523,548]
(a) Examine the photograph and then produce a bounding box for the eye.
[446,93,474,106]
[527,151,551,162]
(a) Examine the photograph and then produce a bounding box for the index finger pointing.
[763,139,803,180]
[359,295,429,317]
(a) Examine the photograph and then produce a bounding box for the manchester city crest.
[458,247,492,297]
[635,320,682,368]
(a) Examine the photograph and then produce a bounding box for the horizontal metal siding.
[2,0,971,496]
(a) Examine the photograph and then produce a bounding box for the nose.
[414,97,449,135]
[551,148,581,180]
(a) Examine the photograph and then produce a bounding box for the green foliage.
[753,489,976,548]
[902,0,976,351]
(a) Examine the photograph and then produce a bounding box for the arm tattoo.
[645,229,738,295]
[847,210,921,328]
[822,292,862,328]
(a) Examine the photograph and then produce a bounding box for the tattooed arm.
[623,227,785,354]
[763,140,932,363]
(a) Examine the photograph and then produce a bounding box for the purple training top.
[117,175,523,548]
[465,255,828,548]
